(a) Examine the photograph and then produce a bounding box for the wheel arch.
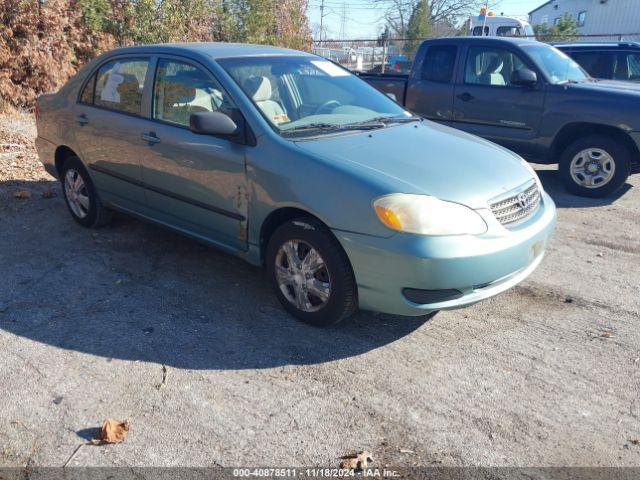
[54,145,79,176]
[259,207,330,265]
[551,123,640,164]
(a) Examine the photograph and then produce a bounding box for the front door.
[452,45,545,156]
[140,57,248,251]
[74,57,153,208]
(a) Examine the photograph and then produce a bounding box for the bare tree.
[377,0,500,39]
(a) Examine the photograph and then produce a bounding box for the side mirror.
[511,68,538,86]
[189,111,238,136]
[386,92,398,101]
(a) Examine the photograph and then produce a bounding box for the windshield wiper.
[282,121,385,135]
[354,115,422,125]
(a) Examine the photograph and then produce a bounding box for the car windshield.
[521,43,589,84]
[217,55,414,136]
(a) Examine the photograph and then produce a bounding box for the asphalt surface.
[0,114,639,469]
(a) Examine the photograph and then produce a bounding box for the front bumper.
[333,191,557,317]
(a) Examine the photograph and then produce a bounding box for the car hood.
[572,79,640,94]
[294,120,537,209]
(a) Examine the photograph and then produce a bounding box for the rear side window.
[153,59,236,127]
[422,45,457,83]
[94,58,150,115]
[570,51,614,79]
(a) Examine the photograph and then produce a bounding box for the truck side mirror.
[511,68,538,86]
[189,111,238,136]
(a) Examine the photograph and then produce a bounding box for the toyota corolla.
[35,43,556,326]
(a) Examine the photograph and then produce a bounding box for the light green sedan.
[35,43,556,326]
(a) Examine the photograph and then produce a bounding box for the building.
[529,0,640,36]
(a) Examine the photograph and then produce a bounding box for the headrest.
[243,76,272,102]
[483,53,504,74]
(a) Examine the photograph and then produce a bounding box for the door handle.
[141,132,160,144]
[456,92,474,102]
[76,114,89,126]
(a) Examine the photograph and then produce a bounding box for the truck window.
[496,26,521,37]
[472,26,489,36]
[464,46,527,87]
[570,51,614,79]
[422,45,457,83]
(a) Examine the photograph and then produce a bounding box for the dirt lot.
[0,112,639,469]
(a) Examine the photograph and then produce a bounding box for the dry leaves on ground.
[94,419,130,444]
[339,451,373,471]
[12,190,31,199]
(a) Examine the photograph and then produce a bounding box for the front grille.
[490,181,541,227]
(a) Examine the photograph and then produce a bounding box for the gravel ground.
[0,113,639,470]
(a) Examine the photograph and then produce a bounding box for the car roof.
[553,41,640,49]
[102,42,313,60]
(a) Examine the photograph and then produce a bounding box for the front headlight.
[373,193,487,236]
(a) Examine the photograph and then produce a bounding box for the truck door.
[405,44,458,122]
[452,44,545,157]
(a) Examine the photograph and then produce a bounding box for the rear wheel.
[60,156,112,227]
[558,135,631,198]
[266,218,357,326]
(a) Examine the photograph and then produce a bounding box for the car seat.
[479,53,506,86]
[243,76,288,123]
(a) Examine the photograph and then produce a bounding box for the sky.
[307,0,547,40]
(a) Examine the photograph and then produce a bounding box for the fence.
[313,33,640,74]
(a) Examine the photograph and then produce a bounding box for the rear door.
[74,56,153,208]
[405,43,458,122]
[139,56,248,251]
[451,44,545,156]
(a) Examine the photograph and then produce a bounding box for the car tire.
[266,217,357,326]
[558,134,631,198]
[60,156,112,228]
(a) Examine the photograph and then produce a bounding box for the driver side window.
[464,46,528,87]
[153,59,234,127]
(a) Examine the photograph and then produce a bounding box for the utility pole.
[319,0,325,42]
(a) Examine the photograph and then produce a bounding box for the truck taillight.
[34,103,40,119]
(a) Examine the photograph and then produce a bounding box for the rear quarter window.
[421,45,457,83]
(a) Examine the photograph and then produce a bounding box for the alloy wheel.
[274,240,331,312]
[64,169,90,218]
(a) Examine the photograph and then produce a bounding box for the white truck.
[469,14,535,37]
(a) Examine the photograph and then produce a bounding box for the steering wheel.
[314,100,342,115]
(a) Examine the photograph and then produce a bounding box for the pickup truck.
[360,37,640,198]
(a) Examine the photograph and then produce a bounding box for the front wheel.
[266,218,357,326]
[558,135,631,198]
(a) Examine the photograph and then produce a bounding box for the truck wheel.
[266,218,357,326]
[558,135,631,198]
[61,156,113,227]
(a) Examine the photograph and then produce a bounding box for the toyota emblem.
[517,192,529,209]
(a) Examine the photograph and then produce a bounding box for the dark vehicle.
[359,37,640,197]
[392,60,412,74]
[554,42,640,82]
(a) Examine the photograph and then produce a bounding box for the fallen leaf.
[630,439,640,446]
[41,190,56,198]
[12,190,31,199]
[600,331,614,338]
[98,419,130,444]
[339,451,373,471]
